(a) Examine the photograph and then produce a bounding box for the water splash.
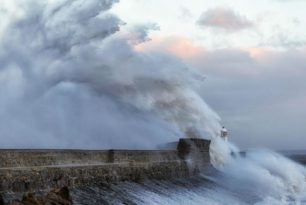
[0,0,221,148]
[209,137,306,204]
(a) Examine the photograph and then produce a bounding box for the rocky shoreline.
[0,187,72,205]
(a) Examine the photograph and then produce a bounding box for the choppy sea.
[71,143,306,205]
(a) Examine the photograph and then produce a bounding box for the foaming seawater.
[71,177,251,205]
[68,138,306,205]
[208,137,306,205]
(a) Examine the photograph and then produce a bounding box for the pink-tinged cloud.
[197,7,253,32]
[135,35,205,59]
[245,48,268,59]
[137,35,306,78]
[136,35,306,79]
[136,35,306,149]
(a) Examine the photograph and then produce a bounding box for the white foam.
[209,137,306,204]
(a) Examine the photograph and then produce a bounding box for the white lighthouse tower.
[221,126,228,141]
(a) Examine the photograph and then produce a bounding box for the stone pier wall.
[0,138,212,193]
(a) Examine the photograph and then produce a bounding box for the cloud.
[260,30,306,48]
[123,23,160,45]
[135,35,205,59]
[139,36,306,150]
[189,48,306,150]
[197,7,253,32]
[179,6,193,20]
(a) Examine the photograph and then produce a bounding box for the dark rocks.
[46,186,72,205]
[7,202,23,205]
[0,194,4,205]
[4,187,72,205]
[21,192,42,205]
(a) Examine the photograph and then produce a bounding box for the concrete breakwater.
[0,138,212,193]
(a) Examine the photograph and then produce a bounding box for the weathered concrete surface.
[0,138,212,193]
[0,150,110,168]
[177,138,213,174]
[177,138,210,160]
[0,161,191,192]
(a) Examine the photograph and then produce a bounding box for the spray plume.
[0,0,221,149]
[209,138,306,204]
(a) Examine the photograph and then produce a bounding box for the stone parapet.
[0,138,212,193]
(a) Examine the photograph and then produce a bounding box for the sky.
[112,0,306,150]
[0,0,305,150]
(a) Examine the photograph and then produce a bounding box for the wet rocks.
[3,187,72,205]
[0,194,4,205]
[45,186,72,205]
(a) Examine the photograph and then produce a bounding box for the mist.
[0,0,221,149]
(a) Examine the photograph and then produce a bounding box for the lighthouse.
[221,126,228,141]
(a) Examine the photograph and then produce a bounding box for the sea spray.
[209,137,306,204]
[0,0,221,148]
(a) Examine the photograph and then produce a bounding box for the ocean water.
[71,138,306,205]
